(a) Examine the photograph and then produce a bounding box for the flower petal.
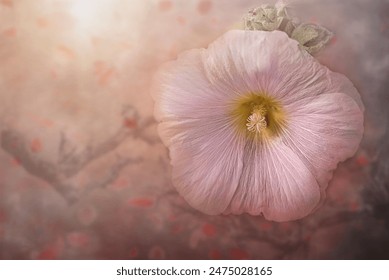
[327,71,364,110]
[159,118,245,214]
[202,30,280,95]
[282,92,364,189]
[152,49,230,125]
[225,139,320,222]
[152,46,245,214]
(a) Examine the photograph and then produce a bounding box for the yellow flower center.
[230,93,286,140]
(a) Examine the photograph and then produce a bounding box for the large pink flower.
[152,30,364,222]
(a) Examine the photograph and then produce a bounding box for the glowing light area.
[69,0,113,31]
[64,0,146,41]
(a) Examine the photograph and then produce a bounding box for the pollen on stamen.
[246,106,267,133]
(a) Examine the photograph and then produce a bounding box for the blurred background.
[0,0,388,259]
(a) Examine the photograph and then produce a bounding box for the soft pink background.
[0,0,388,259]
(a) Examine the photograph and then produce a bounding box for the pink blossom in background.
[153,30,364,222]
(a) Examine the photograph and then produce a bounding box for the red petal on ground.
[128,198,154,208]
[0,0,13,8]
[202,223,216,237]
[208,249,221,260]
[30,138,43,153]
[36,17,50,28]
[129,247,138,258]
[229,248,249,260]
[67,232,90,248]
[98,67,116,86]
[197,0,212,15]
[2,27,17,37]
[356,155,369,166]
[37,238,64,260]
[123,118,137,129]
[57,45,76,60]
[158,0,173,12]
[170,224,183,235]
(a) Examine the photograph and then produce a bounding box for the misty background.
[0,0,388,259]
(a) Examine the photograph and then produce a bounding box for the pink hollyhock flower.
[152,30,364,222]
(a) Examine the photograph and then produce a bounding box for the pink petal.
[152,38,247,214]
[160,119,245,214]
[153,32,273,214]
[152,49,228,125]
[327,71,364,110]
[282,92,364,190]
[225,139,320,222]
[201,30,269,95]
[202,30,289,96]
